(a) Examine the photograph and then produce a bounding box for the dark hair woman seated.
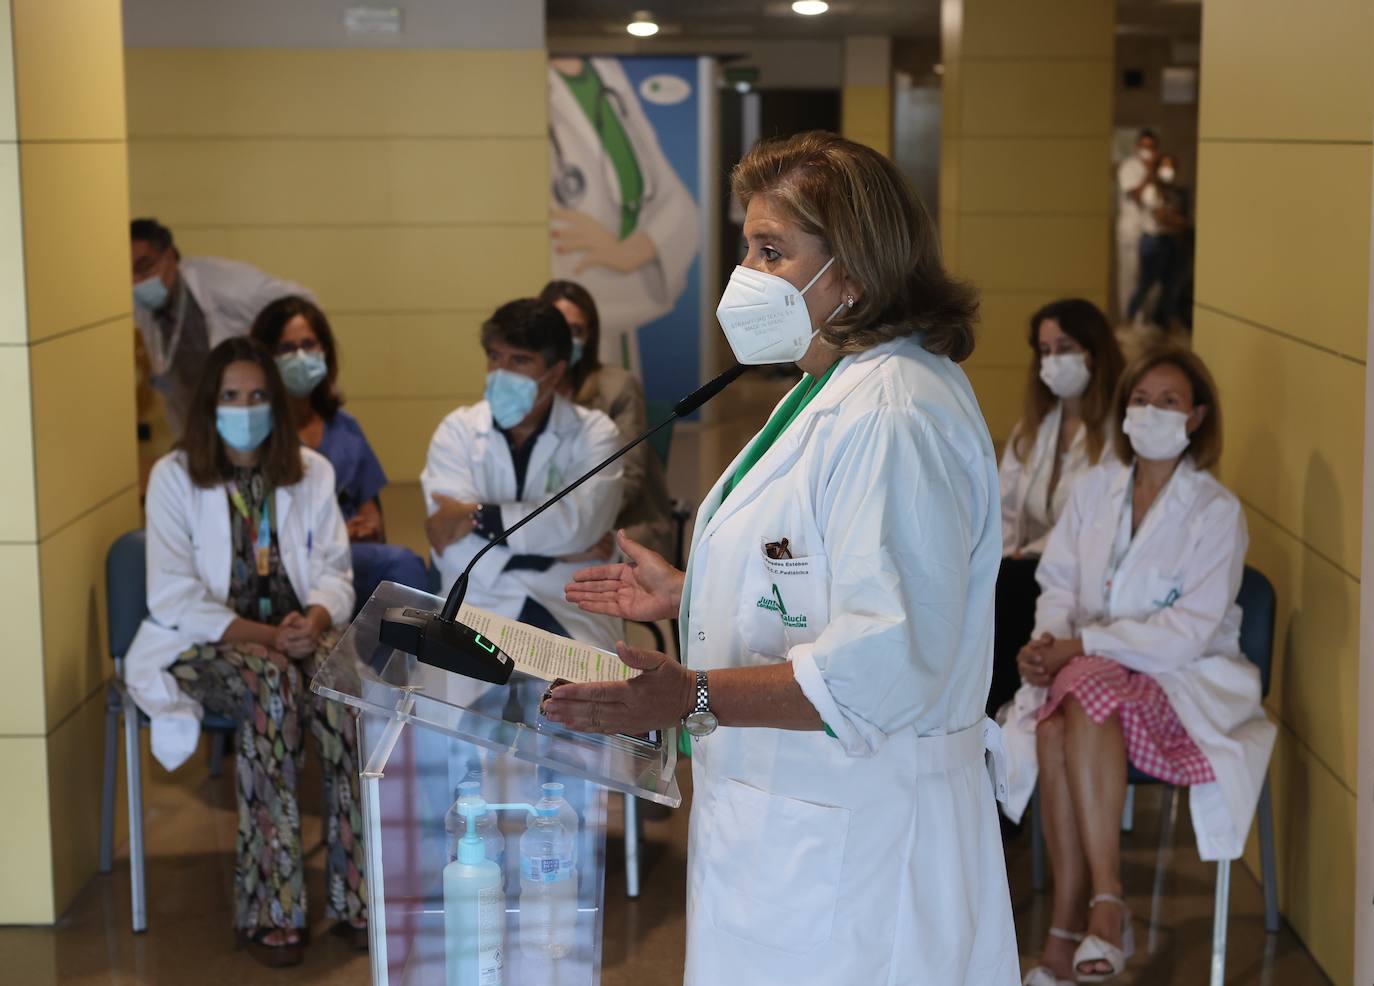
[122,337,366,967]
[251,295,428,608]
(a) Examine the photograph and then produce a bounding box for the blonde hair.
[731,131,979,362]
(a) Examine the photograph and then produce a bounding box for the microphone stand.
[378,364,746,683]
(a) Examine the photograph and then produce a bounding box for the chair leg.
[124,701,147,933]
[624,793,641,899]
[1258,776,1280,934]
[1121,784,1136,832]
[208,730,225,779]
[99,690,119,873]
[1030,785,1046,893]
[1209,858,1231,986]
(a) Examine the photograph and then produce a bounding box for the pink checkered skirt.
[1037,655,1216,785]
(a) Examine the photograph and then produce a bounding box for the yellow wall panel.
[46,689,110,915]
[966,365,1028,445]
[961,60,1112,137]
[211,225,548,316]
[0,544,43,735]
[1243,507,1359,790]
[0,0,14,143]
[1195,141,1372,361]
[39,487,140,727]
[125,49,548,139]
[961,0,1114,59]
[0,735,54,923]
[0,345,36,542]
[959,137,1111,215]
[127,137,549,228]
[840,86,891,156]
[1195,309,1363,577]
[348,398,478,483]
[967,290,1042,371]
[333,313,486,401]
[30,321,138,538]
[19,142,129,342]
[1258,724,1356,985]
[1199,0,1374,143]
[0,144,27,344]
[957,215,1109,295]
[11,0,124,141]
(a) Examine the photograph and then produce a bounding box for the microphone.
[378,363,748,683]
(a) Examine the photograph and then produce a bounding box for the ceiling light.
[627,11,660,37]
[792,1,829,14]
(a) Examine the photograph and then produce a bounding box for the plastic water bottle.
[518,793,577,959]
[538,782,580,866]
[443,801,504,986]
[446,783,506,885]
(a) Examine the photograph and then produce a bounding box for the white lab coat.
[678,337,1018,985]
[124,448,354,771]
[1116,156,1149,315]
[999,403,1106,557]
[421,395,625,651]
[547,58,698,371]
[134,256,311,377]
[999,458,1276,861]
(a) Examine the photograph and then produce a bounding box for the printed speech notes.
[457,604,637,684]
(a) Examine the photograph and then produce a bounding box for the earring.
[846,296,855,308]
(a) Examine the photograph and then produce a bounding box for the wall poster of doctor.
[548,55,702,403]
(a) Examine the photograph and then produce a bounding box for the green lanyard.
[556,60,645,239]
[721,361,841,503]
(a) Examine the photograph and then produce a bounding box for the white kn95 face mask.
[715,257,846,365]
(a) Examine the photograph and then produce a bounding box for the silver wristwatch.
[683,670,718,738]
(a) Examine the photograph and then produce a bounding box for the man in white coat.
[547,56,699,373]
[421,298,625,650]
[131,218,311,435]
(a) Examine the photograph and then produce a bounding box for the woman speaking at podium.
[546,132,1018,985]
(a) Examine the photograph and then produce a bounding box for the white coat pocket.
[1147,570,1184,611]
[702,777,850,953]
[737,544,830,658]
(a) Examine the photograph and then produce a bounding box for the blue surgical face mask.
[133,275,168,311]
[276,351,328,397]
[485,369,543,430]
[570,340,586,366]
[216,403,275,452]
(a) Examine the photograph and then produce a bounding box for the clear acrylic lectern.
[313,582,681,986]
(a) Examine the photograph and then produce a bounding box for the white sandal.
[1073,895,1134,983]
[1022,927,1084,986]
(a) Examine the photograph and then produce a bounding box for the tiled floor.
[3,750,1330,985]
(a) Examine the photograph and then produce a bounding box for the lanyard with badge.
[228,480,274,621]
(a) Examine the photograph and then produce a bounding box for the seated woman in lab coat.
[123,337,363,967]
[421,298,625,649]
[988,298,1123,717]
[539,279,675,560]
[1000,346,1274,984]
[250,295,427,608]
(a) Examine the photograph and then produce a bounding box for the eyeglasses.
[275,339,322,356]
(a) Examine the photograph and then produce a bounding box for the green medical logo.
[755,583,807,629]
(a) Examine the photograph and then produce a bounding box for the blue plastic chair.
[97,529,238,933]
[1029,565,1280,985]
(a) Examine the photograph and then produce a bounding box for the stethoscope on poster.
[549,62,658,229]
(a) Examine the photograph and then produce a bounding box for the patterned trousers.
[172,635,367,932]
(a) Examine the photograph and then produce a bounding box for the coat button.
[697,630,706,641]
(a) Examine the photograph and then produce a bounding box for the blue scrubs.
[316,409,428,608]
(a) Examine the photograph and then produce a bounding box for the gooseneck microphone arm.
[378,363,747,684]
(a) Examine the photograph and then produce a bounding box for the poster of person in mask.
[547,55,701,400]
